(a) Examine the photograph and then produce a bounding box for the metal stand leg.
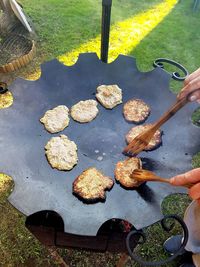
[47,246,69,267]
[101,0,112,63]
[116,253,130,267]
[193,0,200,11]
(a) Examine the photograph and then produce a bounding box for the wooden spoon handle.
[181,183,194,189]
[152,97,188,130]
[152,88,200,130]
[137,175,194,189]
[137,175,172,184]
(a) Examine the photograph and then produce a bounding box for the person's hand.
[170,168,200,205]
[178,68,200,103]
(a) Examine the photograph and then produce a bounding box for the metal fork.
[123,95,189,156]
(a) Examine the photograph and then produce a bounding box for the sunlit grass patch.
[21,0,178,80]
[192,152,200,168]
[0,91,13,109]
[58,0,178,66]
[0,172,55,266]
[192,107,200,127]
[0,173,13,196]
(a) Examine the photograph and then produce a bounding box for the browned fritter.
[73,167,114,201]
[123,99,150,123]
[126,124,162,151]
[115,157,142,188]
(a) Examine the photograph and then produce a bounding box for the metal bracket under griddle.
[0,53,199,255]
[126,214,189,266]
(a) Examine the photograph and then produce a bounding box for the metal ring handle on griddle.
[153,58,189,81]
[0,82,8,94]
[126,214,189,266]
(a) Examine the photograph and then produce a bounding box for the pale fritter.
[123,98,150,123]
[40,105,70,133]
[73,167,114,201]
[70,100,99,123]
[45,135,78,171]
[126,124,162,151]
[115,157,142,188]
[96,85,122,109]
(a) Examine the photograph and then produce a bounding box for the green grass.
[132,0,200,92]
[19,0,162,61]
[192,107,200,127]
[123,194,191,267]
[0,174,57,267]
[0,0,200,266]
[192,152,200,168]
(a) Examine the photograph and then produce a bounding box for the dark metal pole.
[101,0,112,63]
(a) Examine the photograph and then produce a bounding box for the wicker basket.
[0,35,36,73]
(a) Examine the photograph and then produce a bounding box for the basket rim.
[0,39,36,73]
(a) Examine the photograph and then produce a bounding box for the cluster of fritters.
[40,84,162,203]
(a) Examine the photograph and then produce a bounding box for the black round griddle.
[0,53,199,236]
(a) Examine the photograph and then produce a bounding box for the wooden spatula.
[131,169,194,188]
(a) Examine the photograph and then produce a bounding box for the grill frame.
[0,53,199,237]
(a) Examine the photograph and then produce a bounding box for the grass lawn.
[0,0,200,266]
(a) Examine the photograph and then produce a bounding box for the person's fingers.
[170,168,200,186]
[178,77,200,101]
[189,183,200,200]
[188,91,200,103]
[184,68,200,86]
[182,76,200,92]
